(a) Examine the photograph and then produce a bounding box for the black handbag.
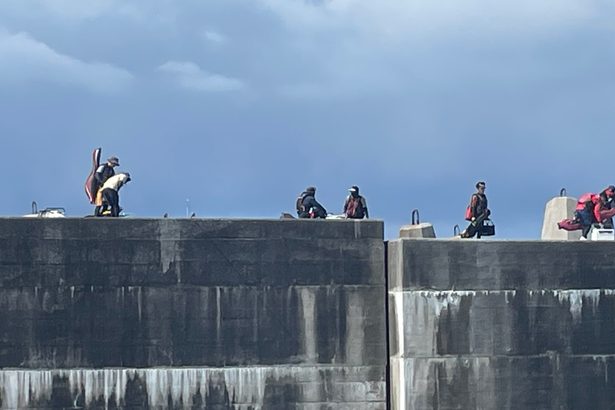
[480,219,496,236]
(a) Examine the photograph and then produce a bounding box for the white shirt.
[101,174,129,191]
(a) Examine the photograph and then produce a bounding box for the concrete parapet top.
[0,218,384,240]
[0,218,385,288]
[388,238,615,290]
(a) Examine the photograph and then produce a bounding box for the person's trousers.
[575,208,594,238]
[462,213,489,239]
[462,222,477,238]
[101,188,120,217]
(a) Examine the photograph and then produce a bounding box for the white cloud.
[0,0,142,21]
[201,30,228,46]
[0,30,133,93]
[251,0,615,100]
[158,61,244,92]
[257,0,606,36]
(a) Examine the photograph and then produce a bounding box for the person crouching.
[99,173,131,217]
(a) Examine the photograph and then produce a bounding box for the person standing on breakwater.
[93,156,120,216]
[95,156,120,186]
[343,185,369,219]
[461,181,491,238]
[296,186,327,219]
[99,173,131,217]
[85,149,121,215]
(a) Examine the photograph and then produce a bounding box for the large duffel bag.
[85,147,101,204]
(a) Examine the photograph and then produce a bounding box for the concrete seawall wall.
[388,239,615,410]
[0,219,387,409]
[5,220,615,409]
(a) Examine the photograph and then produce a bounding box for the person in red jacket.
[558,186,615,238]
[558,193,597,238]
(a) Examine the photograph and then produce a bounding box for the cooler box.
[589,227,615,241]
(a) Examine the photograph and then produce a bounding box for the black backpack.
[296,194,306,215]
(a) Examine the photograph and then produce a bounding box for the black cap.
[107,156,120,166]
[306,186,316,193]
[476,181,486,189]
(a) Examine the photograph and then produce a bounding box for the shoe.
[580,236,588,241]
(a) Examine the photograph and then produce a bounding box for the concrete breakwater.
[0,219,386,409]
[1,219,615,409]
[388,239,615,410]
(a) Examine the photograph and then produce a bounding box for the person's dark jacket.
[94,164,115,187]
[344,195,368,219]
[599,189,614,210]
[470,193,489,219]
[597,189,615,228]
[298,193,327,219]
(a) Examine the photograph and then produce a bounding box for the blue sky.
[0,0,614,238]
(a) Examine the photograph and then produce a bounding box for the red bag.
[465,205,472,221]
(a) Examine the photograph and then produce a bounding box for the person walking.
[461,181,491,238]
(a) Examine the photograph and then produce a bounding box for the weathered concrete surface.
[388,239,615,410]
[391,356,615,410]
[399,223,436,239]
[541,196,581,240]
[0,218,386,409]
[0,366,385,409]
